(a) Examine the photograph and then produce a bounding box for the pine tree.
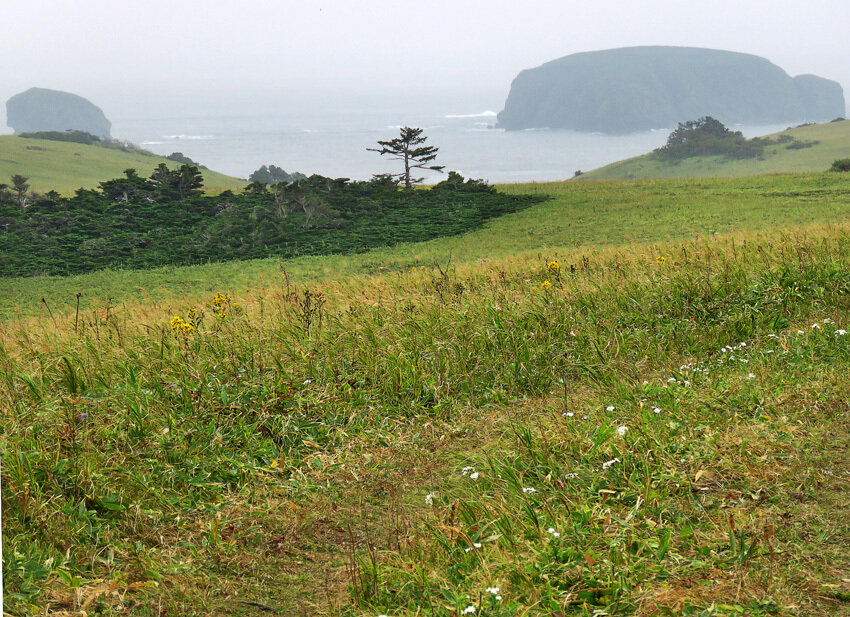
[367,126,444,189]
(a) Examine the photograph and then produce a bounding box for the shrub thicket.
[0,167,542,277]
[18,129,102,145]
[829,158,850,172]
[653,117,763,161]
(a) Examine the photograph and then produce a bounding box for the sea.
[104,91,790,184]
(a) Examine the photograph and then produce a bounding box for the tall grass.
[3,220,850,614]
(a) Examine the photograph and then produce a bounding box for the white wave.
[444,110,498,119]
[141,141,167,145]
[162,134,214,140]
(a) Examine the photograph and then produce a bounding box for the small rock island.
[497,47,846,133]
[6,87,112,138]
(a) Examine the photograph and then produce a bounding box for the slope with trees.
[0,134,245,194]
[582,118,850,180]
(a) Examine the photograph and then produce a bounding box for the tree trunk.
[404,151,411,189]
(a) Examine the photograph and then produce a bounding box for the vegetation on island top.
[2,169,850,615]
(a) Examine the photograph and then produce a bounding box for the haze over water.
[108,89,790,184]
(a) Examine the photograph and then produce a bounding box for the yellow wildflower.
[169,315,195,338]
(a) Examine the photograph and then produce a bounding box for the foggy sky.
[3,0,850,125]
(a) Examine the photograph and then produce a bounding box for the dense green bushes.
[0,167,542,277]
[653,116,819,162]
[653,117,763,161]
[18,129,102,145]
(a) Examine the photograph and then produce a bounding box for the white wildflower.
[602,457,621,470]
[747,373,756,380]
[566,472,579,479]
[522,487,537,494]
[425,492,436,505]
[617,425,629,436]
[652,407,661,414]
[812,323,821,329]
[486,587,500,595]
[461,466,475,476]
[463,605,476,614]
[667,377,678,383]
[547,527,560,537]
[469,472,480,480]
[797,330,805,334]
[835,329,847,336]
[563,411,575,417]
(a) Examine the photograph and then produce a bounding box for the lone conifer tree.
[367,126,444,188]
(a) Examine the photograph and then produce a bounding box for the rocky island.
[497,47,846,133]
[6,87,112,137]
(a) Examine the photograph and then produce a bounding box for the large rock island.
[497,47,846,133]
[6,87,112,137]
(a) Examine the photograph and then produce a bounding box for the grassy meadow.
[2,173,850,616]
[583,120,850,180]
[0,135,245,195]
[5,172,850,320]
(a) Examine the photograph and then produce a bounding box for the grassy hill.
[2,173,850,616]
[0,134,245,193]
[4,172,850,320]
[584,119,850,179]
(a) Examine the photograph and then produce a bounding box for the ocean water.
[109,97,790,184]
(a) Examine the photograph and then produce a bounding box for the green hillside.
[3,174,850,616]
[4,172,850,318]
[584,119,850,179]
[0,134,245,193]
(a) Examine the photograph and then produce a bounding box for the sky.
[2,0,850,123]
